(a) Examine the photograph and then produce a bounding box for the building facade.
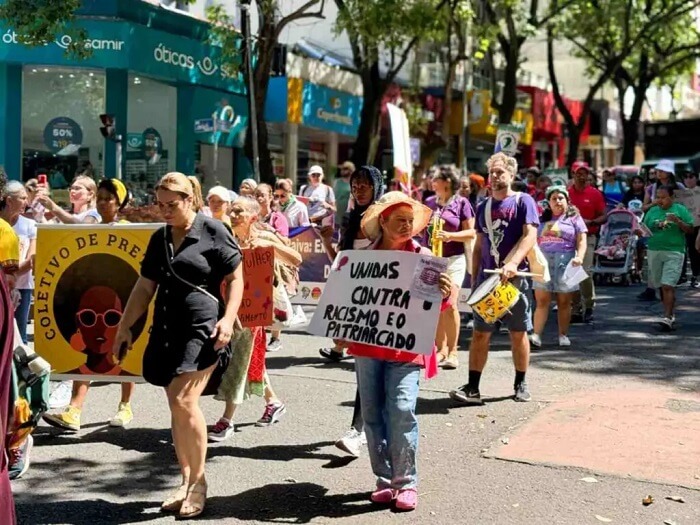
[0,0,248,192]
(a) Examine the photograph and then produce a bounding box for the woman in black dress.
[113,172,244,519]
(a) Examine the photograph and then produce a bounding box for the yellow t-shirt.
[0,218,19,271]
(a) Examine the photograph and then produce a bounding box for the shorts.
[647,250,684,288]
[473,277,532,333]
[533,251,579,293]
[445,254,467,289]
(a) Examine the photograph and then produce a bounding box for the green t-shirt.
[643,202,693,253]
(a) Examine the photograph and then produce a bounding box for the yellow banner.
[34,224,159,382]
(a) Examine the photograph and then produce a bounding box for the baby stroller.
[591,208,640,286]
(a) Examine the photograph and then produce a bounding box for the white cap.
[654,159,675,174]
[308,165,324,176]
[207,185,232,202]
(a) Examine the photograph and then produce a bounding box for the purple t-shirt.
[537,214,587,254]
[425,195,475,257]
[475,193,540,281]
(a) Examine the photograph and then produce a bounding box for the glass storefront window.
[22,67,105,187]
[126,75,177,201]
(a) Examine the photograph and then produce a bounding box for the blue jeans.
[355,357,420,490]
[14,289,32,344]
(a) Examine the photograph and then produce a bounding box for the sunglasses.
[309,173,321,178]
[76,308,122,328]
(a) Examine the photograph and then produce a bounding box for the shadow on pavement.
[206,482,381,522]
[16,498,162,524]
[266,354,355,371]
[209,440,337,463]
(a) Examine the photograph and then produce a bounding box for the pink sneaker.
[395,488,418,511]
[370,487,395,504]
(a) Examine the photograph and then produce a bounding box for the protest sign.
[288,226,332,305]
[674,187,700,226]
[544,168,569,187]
[239,247,274,327]
[34,224,159,382]
[495,124,522,156]
[308,250,445,355]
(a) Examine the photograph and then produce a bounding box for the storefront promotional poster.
[43,117,83,154]
[288,226,331,305]
[34,224,158,382]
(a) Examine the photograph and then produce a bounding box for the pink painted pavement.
[492,387,700,489]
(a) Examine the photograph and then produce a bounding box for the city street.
[12,284,700,524]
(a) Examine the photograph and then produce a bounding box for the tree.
[334,0,447,166]
[479,0,577,125]
[556,0,700,164]
[208,1,326,183]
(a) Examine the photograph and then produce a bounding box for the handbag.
[484,193,550,283]
[163,234,242,395]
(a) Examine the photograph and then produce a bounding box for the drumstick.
[484,269,543,278]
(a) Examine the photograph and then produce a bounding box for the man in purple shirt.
[449,152,540,405]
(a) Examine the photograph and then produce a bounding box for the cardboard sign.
[34,224,159,382]
[288,226,332,305]
[239,247,274,327]
[674,187,700,226]
[308,250,445,355]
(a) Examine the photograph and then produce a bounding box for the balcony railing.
[417,62,550,91]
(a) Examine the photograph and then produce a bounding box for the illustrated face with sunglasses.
[74,286,124,369]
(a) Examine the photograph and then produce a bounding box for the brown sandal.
[161,482,188,512]
[179,481,207,519]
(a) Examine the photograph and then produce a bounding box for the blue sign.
[0,20,245,94]
[194,118,214,133]
[300,82,362,137]
[126,132,143,149]
[142,127,162,161]
[43,117,83,154]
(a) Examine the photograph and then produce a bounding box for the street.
[13,284,700,525]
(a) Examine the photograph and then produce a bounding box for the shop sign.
[0,20,244,94]
[299,82,362,137]
[126,133,143,150]
[194,118,215,133]
[43,117,83,154]
[142,128,162,161]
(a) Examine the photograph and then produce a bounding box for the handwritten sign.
[308,250,444,355]
[239,247,274,327]
[675,187,700,226]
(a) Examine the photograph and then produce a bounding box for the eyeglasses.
[70,185,87,192]
[309,173,321,178]
[76,309,122,328]
[157,199,183,211]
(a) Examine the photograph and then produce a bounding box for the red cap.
[572,161,591,173]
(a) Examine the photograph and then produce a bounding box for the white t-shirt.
[284,200,311,228]
[353,238,372,249]
[13,215,37,290]
[301,184,335,218]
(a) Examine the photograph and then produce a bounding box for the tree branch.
[275,0,325,37]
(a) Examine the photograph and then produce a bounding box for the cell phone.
[37,174,47,185]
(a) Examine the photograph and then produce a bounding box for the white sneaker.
[335,429,367,457]
[529,334,542,348]
[558,335,571,347]
[48,380,73,409]
[208,418,235,442]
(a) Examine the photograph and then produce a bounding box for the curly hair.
[429,164,460,193]
[486,152,518,176]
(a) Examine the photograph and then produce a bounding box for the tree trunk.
[351,63,384,166]
[620,84,648,165]
[498,46,520,125]
[566,123,580,166]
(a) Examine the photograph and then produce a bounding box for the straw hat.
[360,191,432,241]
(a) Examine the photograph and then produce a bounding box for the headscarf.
[340,165,384,250]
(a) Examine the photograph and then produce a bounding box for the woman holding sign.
[208,197,301,442]
[348,192,451,511]
[113,173,244,519]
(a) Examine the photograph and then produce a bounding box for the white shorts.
[445,254,467,289]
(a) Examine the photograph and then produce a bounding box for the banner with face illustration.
[34,224,159,382]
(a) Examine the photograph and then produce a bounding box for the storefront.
[0,0,248,193]
[448,89,534,172]
[583,100,622,169]
[264,56,362,186]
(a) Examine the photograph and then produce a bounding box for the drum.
[467,274,521,324]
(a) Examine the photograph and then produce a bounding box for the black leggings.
[686,227,700,277]
[350,389,363,431]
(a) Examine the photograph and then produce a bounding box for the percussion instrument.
[467,274,521,324]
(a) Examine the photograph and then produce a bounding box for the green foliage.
[0,0,90,58]
[205,4,244,77]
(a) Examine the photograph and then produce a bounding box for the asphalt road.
[12,283,700,524]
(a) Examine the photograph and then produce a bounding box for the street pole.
[241,0,260,182]
[461,17,473,172]
[116,135,122,180]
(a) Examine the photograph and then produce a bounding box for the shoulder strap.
[484,197,500,267]
[163,234,219,306]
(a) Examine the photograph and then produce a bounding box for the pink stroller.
[591,209,640,286]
